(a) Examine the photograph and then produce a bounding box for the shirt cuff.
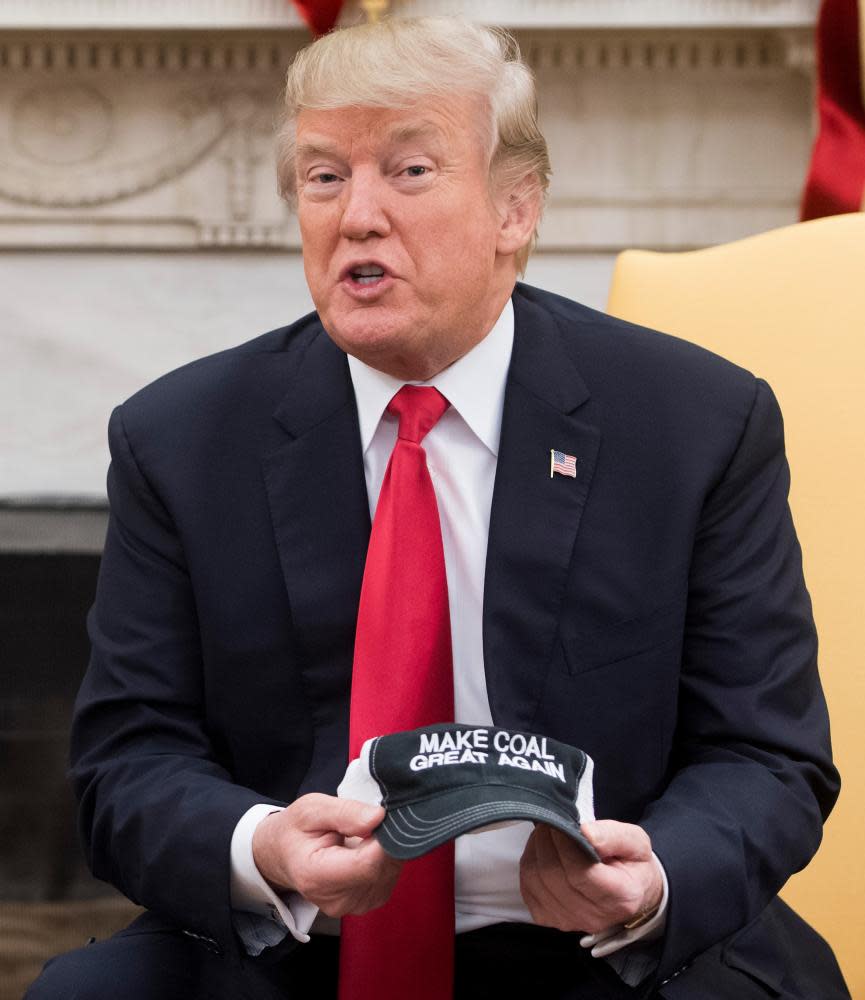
[229,803,320,954]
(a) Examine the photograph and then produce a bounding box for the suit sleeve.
[640,378,839,982]
[71,405,286,963]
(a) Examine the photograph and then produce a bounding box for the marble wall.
[0,0,819,527]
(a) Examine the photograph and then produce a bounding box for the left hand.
[519,819,663,935]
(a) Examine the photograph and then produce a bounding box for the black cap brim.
[374,784,600,862]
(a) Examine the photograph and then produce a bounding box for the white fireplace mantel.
[0,1,819,508]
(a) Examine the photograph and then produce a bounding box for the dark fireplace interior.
[0,553,107,902]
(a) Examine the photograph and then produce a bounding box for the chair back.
[606,213,865,994]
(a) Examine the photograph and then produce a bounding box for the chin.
[326,313,415,362]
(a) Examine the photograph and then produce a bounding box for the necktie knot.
[387,385,449,444]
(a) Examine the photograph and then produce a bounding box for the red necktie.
[339,385,455,1000]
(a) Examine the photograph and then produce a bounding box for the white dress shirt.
[229,298,667,983]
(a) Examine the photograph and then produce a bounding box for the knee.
[24,944,104,1000]
[24,932,198,1000]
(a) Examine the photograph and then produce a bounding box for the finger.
[570,851,651,910]
[548,826,597,876]
[520,863,582,932]
[306,838,403,914]
[567,854,660,932]
[520,828,538,869]
[328,842,403,910]
[311,833,397,884]
[521,826,594,930]
[528,824,571,897]
[292,793,385,839]
[520,829,561,917]
[580,820,652,863]
[536,826,597,904]
[537,827,647,931]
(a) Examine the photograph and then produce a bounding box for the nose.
[339,169,391,241]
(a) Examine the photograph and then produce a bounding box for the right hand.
[252,793,403,917]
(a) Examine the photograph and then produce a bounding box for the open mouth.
[346,264,387,286]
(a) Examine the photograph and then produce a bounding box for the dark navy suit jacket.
[71,284,844,997]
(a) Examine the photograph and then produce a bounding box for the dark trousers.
[26,918,650,1000]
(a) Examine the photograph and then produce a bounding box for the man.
[28,17,848,1000]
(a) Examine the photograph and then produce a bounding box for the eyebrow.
[294,119,447,164]
[294,137,344,163]
[384,120,446,146]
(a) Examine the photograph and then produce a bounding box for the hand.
[519,819,663,935]
[252,793,403,918]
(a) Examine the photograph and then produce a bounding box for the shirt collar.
[346,297,514,458]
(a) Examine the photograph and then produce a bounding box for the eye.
[403,164,429,178]
[311,171,341,184]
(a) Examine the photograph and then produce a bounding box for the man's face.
[295,95,520,380]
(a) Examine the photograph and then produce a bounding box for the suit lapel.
[261,297,600,757]
[484,290,600,729]
[262,325,370,787]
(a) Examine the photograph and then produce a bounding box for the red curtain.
[291,0,343,36]
[801,0,865,219]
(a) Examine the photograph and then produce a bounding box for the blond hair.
[276,17,550,272]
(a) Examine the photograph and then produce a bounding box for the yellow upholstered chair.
[606,213,865,995]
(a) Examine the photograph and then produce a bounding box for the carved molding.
[0,30,814,77]
[0,85,276,209]
[3,92,219,208]
[521,29,802,70]
[0,36,294,73]
[0,0,820,29]
[0,27,815,250]
[12,84,113,165]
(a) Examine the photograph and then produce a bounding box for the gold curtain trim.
[360,0,390,23]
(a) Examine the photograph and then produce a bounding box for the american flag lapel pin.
[550,449,577,479]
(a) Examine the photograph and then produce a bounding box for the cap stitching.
[381,800,585,848]
[376,772,587,820]
[383,797,581,836]
[369,737,391,809]
[397,801,574,835]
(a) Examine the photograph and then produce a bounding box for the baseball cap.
[337,723,599,862]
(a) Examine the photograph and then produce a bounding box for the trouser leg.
[454,923,650,1000]
[26,917,651,1000]
[24,916,340,1000]
[24,923,208,1000]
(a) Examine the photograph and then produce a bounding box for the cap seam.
[369,737,390,809]
[576,752,587,783]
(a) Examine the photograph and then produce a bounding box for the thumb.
[580,820,652,863]
[328,798,386,839]
[290,793,385,839]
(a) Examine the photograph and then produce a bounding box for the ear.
[495,176,542,258]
